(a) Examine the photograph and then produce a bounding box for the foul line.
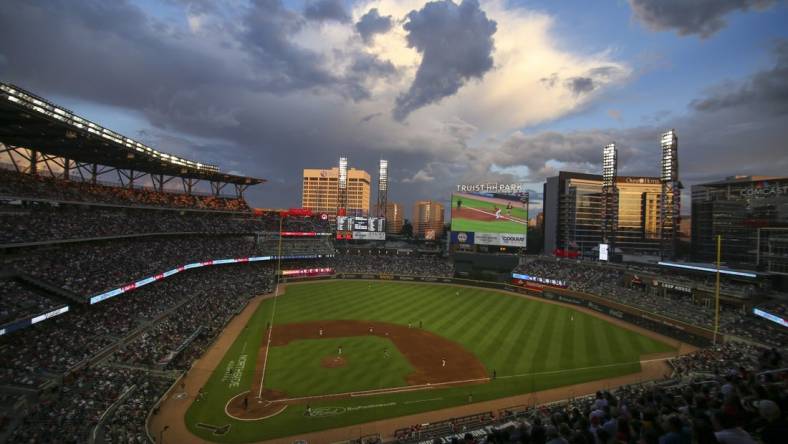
[464,206,527,225]
[257,284,280,399]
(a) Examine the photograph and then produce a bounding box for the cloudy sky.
[1,0,786,216]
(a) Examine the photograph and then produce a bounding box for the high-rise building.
[385,202,404,235]
[691,176,788,272]
[543,172,663,256]
[301,167,370,218]
[413,200,445,239]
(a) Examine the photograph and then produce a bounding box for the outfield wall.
[282,273,716,346]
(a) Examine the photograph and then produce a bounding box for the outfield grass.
[185,281,675,442]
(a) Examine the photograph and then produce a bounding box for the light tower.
[601,143,618,259]
[337,156,348,217]
[376,159,388,218]
[660,129,680,259]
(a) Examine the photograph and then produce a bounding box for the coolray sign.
[456,183,524,193]
[475,232,526,247]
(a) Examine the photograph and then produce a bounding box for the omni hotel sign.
[456,183,525,193]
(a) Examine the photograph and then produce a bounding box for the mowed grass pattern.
[273,281,672,379]
[186,281,676,442]
[265,337,414,397]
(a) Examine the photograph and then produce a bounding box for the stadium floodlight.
[601,143,618,254]
[660,129,680,259]
[377,159,388,218]
[0,83,219,173]
[337,156,349,216]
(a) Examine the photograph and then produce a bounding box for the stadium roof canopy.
[0,83,264,191]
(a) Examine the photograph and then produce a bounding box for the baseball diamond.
[177,280,681,442]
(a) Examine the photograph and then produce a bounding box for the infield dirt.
[226,319,489,419]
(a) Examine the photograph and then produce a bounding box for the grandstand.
[0,82,786,444]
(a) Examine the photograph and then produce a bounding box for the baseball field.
[450,193,527,234]
[181,280,676,442]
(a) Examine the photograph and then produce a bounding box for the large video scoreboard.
[450,192,527,247]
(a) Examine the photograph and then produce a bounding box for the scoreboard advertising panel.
[450,190,527,247]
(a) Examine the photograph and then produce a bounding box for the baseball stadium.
[1,82,786,444]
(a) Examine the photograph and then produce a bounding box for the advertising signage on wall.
[89,254,327,304]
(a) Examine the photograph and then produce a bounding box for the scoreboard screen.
[335,216,386,240]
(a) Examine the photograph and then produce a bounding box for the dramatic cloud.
[488,41,788,203]
[629,0,776,38]
[691,40,788,115]
[356,8,394,44]
[0,0,638,209]
[393,0,497,121]
[303,0,351,23]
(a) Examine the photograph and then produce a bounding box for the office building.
[413,200,445,240]
[543,172,663,256]
[691,176,788,273]
[301,167,370,217]
[385,202,404,235]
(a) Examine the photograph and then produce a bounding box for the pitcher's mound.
[321,356,347,368]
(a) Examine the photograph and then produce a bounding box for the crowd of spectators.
[110,265,273,368]
[399,342,788,444]
[513,259,788,348]
[0,279,63,324]
[0,168,249,211]
[333,254,454,277]
[0,204,272,244]
[0,263,274,387]
[3,235,332,297]
[0,202,334,245]
[8,365,174,444]
[1,262,275,441]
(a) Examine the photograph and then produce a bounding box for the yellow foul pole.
[714,235,721,344]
